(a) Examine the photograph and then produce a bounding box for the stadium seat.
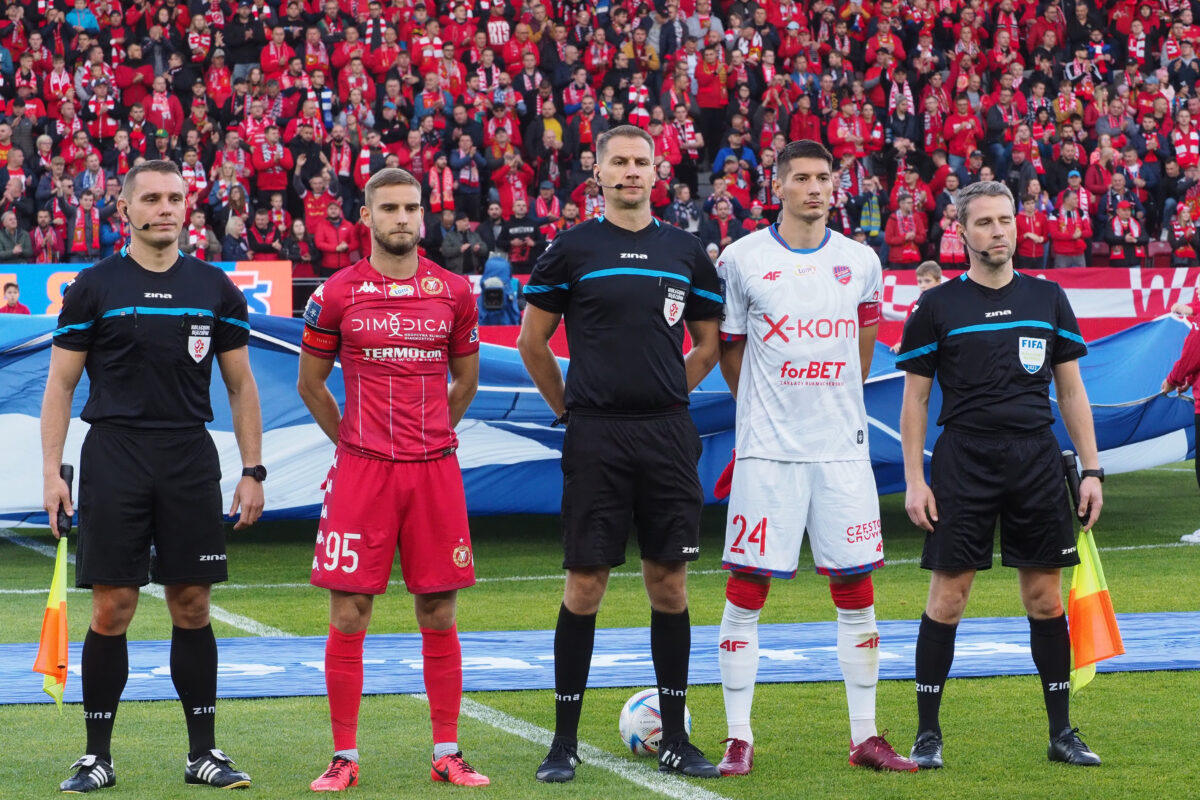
[1089,242,1110,268]
[1148,241,1173,269]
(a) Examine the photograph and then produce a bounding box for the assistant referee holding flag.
[42,160,265,793]
[896,180,1104,769]
[518,124,723,782]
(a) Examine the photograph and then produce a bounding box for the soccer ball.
[618,688,692,756]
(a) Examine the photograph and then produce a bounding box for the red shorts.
[310,448,476,595]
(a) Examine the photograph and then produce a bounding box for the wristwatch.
[1080,468,1104,483]
[242,465,268,482]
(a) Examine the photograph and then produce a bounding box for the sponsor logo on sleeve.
[303,296,323,327]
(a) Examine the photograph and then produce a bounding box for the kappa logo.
[358,281,381,294]
[313,283,325,300]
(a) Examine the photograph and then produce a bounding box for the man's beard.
[373,229,416,256]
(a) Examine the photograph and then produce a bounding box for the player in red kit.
[297,168,488,791]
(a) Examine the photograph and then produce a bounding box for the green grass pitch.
[1,463,1197,799]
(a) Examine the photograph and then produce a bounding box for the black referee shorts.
[560,408,703,569]
[76,425,228,588]
[923,427,1079,572]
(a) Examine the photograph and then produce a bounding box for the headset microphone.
[594,181,627,190]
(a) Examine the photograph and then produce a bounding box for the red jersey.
[301,257,480,462]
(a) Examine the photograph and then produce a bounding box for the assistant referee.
[42,160,265,793]
[517,124,722,782]
[896,181,1104,769]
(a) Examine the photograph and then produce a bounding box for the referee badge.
[188,323,211,363]
[1018,336,1046,374]
[663,285,687,326]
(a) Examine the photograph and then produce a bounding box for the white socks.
[433,742,459,760]
[836,605,880,745]
[718,600,761,744]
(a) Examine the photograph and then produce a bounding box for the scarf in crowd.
[888,80,914,115]
[427,166,454,212]
[1172,219,1197,258]
[187,222,207,260]
[329,140,351,176]
[71,206,100,252]
[860,193,882,234]
[1110,216,1144,259]
[32,224,58,263]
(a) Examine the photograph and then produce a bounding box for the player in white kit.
[712,140,917,776]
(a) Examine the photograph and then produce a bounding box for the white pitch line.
[426,695,732,800]
[0,530,294,637]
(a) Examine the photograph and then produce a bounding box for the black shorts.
[76,425,228,588]
[560,408,703,569]
[922,427,1079,572]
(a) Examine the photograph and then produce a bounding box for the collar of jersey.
[769,224,829,254]
[598,215,660,236]
[120,243,186,275]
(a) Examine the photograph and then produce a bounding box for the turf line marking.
[0,530,295,638]
[415,694,732,800]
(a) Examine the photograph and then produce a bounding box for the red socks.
[421,626,463,744]
[325,625,366,752]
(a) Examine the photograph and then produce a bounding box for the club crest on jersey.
[421,276,444,295]
[187,323,211,363]
[833,264,853,285]
[452,544,473,568]
[1019,336,1046,373]
[663,285,687,326]
[388,282,414,297]
[358,281,381,294]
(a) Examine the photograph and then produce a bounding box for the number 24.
[729,515,767,556]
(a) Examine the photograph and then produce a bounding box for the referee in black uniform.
[896,181,1105,769]
[42,160,266,793]
[517,125,723,782]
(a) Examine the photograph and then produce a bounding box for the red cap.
[1117,200,1132,210]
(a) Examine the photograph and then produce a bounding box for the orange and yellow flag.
[32,537,69,710]
[1067,528,1124,696]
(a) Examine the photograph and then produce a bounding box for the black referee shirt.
[52,247,251,429]
[525,216,723,412]
[895,271,1088,434]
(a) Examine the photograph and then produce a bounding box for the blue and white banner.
[1,613,1195,704]
[0,314,1194,522]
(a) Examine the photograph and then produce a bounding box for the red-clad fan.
[298,167,488,792]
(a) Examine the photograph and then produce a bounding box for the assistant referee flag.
[1068,528,1124,696]
[32,537,69,710]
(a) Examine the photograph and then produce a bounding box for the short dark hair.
[119,160,183,202]
[595,124,654,163]
[776,139,833,180]
[364,167,422,208]
[3,281,17,292]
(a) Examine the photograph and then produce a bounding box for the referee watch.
[242,465,268,483]
[1080,468,1104,483]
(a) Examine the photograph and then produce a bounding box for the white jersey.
[717,226,882,462]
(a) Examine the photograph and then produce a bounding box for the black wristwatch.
[242,465,268,482]
[1080,468,1104,483]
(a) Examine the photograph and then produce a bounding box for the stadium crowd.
[3,0,1200,275]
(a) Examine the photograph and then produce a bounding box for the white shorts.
[722,457,884,578]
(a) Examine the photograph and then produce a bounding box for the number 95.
[322,531,361,573]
